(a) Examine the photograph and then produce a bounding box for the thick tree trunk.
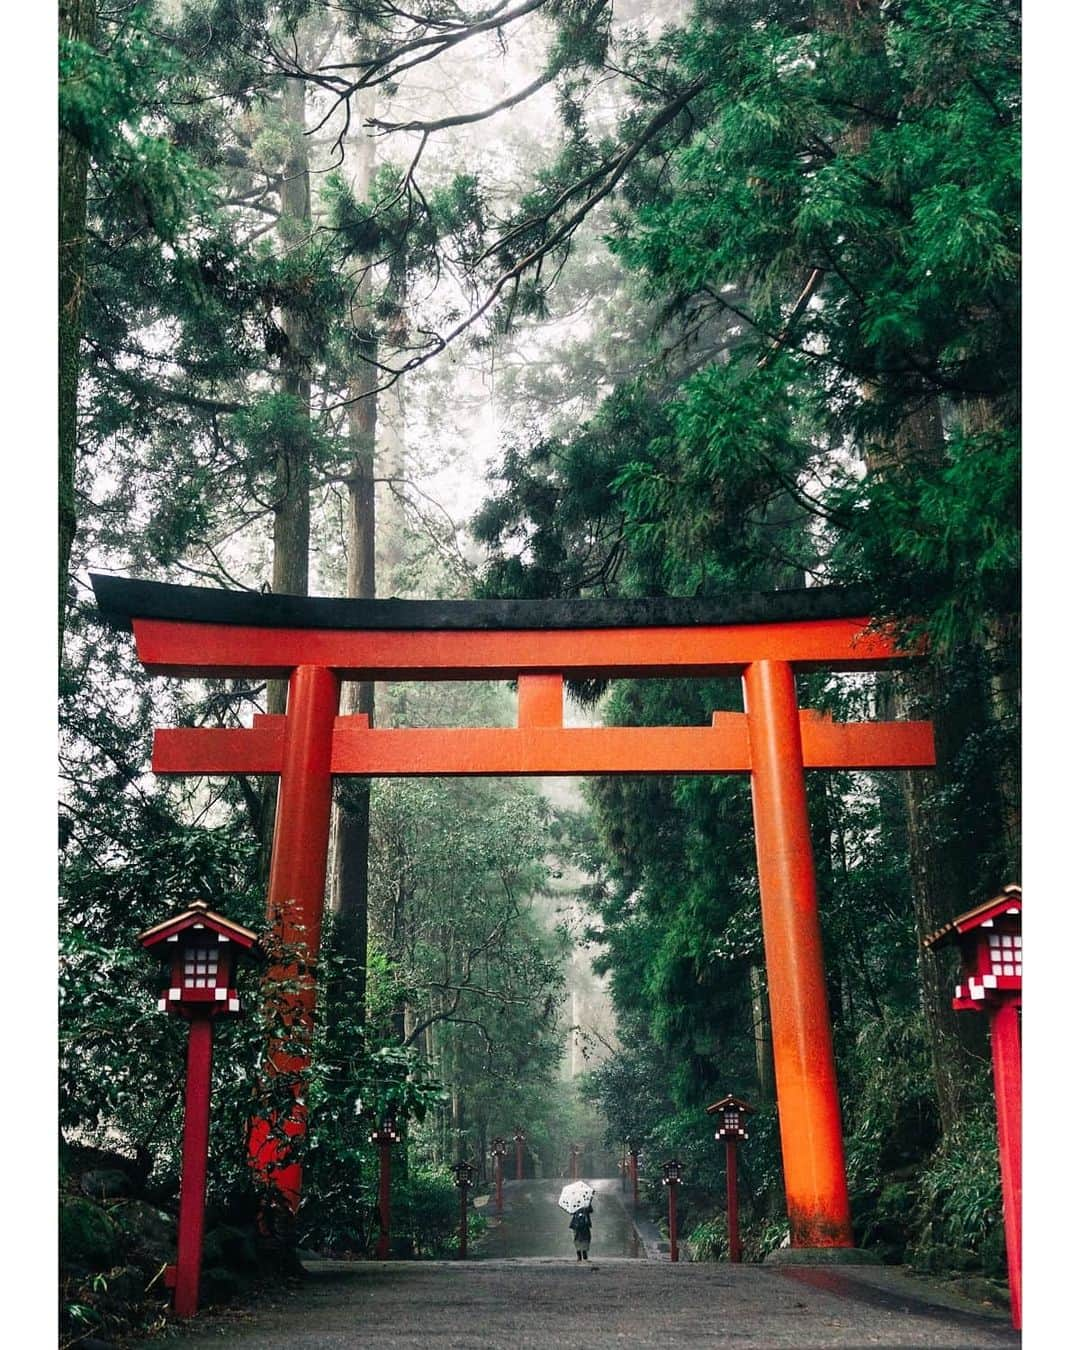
[956,395,1020,874]
[869,402,991,1136]
[59,0,96,646]
[330,101,378,1004]
[261,71,313,879]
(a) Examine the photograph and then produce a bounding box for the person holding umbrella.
[558,1180,596,1262]
[569,1202,593,1260]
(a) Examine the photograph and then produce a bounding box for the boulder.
[203,1222,259,1272]
[80,1168,133,1200]
[61,1198,122,1273]
[112,1200,176,1266]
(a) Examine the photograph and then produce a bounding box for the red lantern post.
[370,1118,401,1259]
[513,1128,526,1181]
[926,885,1022,1330]
[490,1137,507,1214]
[661,1159,684,1262]
[452,1160,474,1259]
[707,1096,754,1263]
[137,901,261,1319]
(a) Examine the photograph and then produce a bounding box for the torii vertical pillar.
[248,664,340,1207]
[744,660,852,1249]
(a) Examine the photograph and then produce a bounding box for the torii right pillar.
[744,660,855,1253]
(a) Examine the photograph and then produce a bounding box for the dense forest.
[59,0,1018,1340]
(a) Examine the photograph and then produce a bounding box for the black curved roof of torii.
[91,573,877,632]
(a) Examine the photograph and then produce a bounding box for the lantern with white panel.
[140,898,259,1018]
[137,900,261,1319]
[926,884,1022,1330]
[706,1095,755,1262]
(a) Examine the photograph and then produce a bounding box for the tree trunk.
[329,96,377,1003]
[260,70,313,879]
[58,0,96,647]
[749,964,774,1102]
[868,402,991,1136]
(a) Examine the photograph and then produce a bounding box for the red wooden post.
[490,1137,507,1214]
[377,1138,392,1260]
[514,1130,525,1181]
[250,664,340,1206]
[174,1015,213,1318]
[726,1139,741,1263]
[708,1096,752,1262]
[138,900,261,1321]
[926,885,1022,1331]
[662,1160,684,1262]
[629,1149,639,1207]
[989,1002,1021,1329]
[743,660,853,1249]
[458,1183,469,1258]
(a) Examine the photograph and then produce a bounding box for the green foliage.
[911,1109,1005,1277]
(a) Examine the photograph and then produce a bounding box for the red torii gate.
[93,574,935,1253]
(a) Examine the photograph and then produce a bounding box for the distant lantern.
[137,900,261,1320]
[660,1158,685,1262]
[661,1158,684,1186]
[513,1128,527,1181]
[369,1118,402,1147]
[706,1095,755,1263]
[490,1136,508,1213]
[707,1094,755,1142]
[926,884,1022,1331]
[452,1160,474,1260]
[369,1114,401,1260]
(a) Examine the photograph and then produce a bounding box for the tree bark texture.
[868,402,993,1136]
[261,70,313,882]
[58,0,96,646]
[330,94,378,1004]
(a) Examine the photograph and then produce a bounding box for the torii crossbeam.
[94,575,934,1253]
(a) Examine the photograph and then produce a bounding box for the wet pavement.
[480,1177,644,1260]
[173,1176,1019,1348]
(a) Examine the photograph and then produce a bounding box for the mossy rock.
[112,1200,175,1266]
[203,1223,259,1272]
[200,1264,242,1304]
[61,1198,122,1273]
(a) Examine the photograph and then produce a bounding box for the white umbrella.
[558,1181,596,1214]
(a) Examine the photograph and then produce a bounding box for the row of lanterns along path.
[616,1096,754,1264]
[136,887,1020,1323]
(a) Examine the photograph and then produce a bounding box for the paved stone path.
[175,1178,1018,1348]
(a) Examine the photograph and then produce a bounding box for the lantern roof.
[706,1094,755,1116]
[137,899,261,954]
[924,884,1021,951]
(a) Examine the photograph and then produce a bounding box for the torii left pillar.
[247,665,340,1206]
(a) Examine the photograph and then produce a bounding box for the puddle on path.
[477,1177,645,1260]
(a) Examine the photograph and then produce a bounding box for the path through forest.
[174,1177,1018,1348]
